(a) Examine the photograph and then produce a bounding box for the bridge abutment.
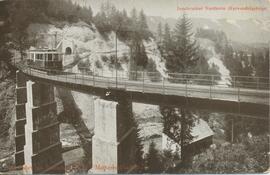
[91,96,138,174]
[23,80,65,174]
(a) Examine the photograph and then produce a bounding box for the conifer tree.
[138,9,150,39]
[157,22,163,44]
[145,142,164,173]
[130,8,138,27]
[8,0,32,60]
[130,113,144,173]
[159,16,198,168]
[160,106,196,168]
[0,0,12,68]
[163,23,172,51]
[166,14,199,73]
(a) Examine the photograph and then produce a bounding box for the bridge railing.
[62,65,269,90]
[16,63,269,104]
[127,70,269,90]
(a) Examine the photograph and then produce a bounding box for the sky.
[74,0,270,19]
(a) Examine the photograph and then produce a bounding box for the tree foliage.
[0,0,13,75]
[254,50,269,78]
[157,14,200,167]
[7,0,93,59]
[46,0,93,23]
[186,135,269,173]
[160,106,196,166]
[145,143,180,173]
[163,23,172,52]
[164,14,199,73]
[157,22,163,44]
[93,3,152,70]
[145,142,164,173]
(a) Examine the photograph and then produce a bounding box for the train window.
[48,54,52,61]
[54,54,59,61]
[65,47,72,55]
[31,53,34,60]
[37,54,44,60]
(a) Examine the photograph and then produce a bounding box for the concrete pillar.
[23,80,65,174]
[15,71,27,167]
[91,98,137,174]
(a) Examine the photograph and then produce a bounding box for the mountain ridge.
[147,16,270,44]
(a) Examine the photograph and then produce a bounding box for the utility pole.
[115,30,118,88]
[231,118,234,143]
[54,32,58,49]
[115,24,122,88]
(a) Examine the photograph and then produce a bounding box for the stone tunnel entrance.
[65,47,72,55]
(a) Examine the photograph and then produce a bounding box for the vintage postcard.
[0,0,269,174]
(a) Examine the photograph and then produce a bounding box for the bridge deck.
[20,66,269,106]
[16,65,269,117]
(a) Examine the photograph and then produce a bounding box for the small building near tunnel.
[56,38,77,66]
[56,38,75,55]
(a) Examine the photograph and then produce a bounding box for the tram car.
[27,48,63,70]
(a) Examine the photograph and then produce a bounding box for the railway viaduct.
[14,66,269,174]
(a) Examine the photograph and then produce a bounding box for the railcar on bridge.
[27,48,63,70]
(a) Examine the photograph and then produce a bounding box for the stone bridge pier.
[15,71,65,174]
[15,71,27,167]
[91,92,138,174]
[15,71,138,174]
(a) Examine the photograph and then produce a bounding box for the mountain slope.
[147,16,270,44]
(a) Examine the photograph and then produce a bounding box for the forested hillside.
[195,28,269,79]
[8,0,153,71]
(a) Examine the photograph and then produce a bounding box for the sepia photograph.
[0,0,269,174]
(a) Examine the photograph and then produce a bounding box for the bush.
[95,60,102,69]
[78,59,91,73]
[101,55,109,62]
[120,53,129,63]
[108,55,122,70]
[145,142,164,173]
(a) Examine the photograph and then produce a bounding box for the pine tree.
[94,11,111,33]
[160,106,196,167]
[163,23,172,52]
[158,18,198,165]
[130,113,144,173]
[136,43,148,67]
[145,142,164,173]
[162,149,175,173]
[130,8,138,26]
[116,97,144,173]
[128,8,139,42]
[138,9,150,39]
[128,8,150,78]
[8,0,32,60]
[255,50,269,78]
[157,22,163,45]
[166,14,199,73]
[0,0,12,70]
